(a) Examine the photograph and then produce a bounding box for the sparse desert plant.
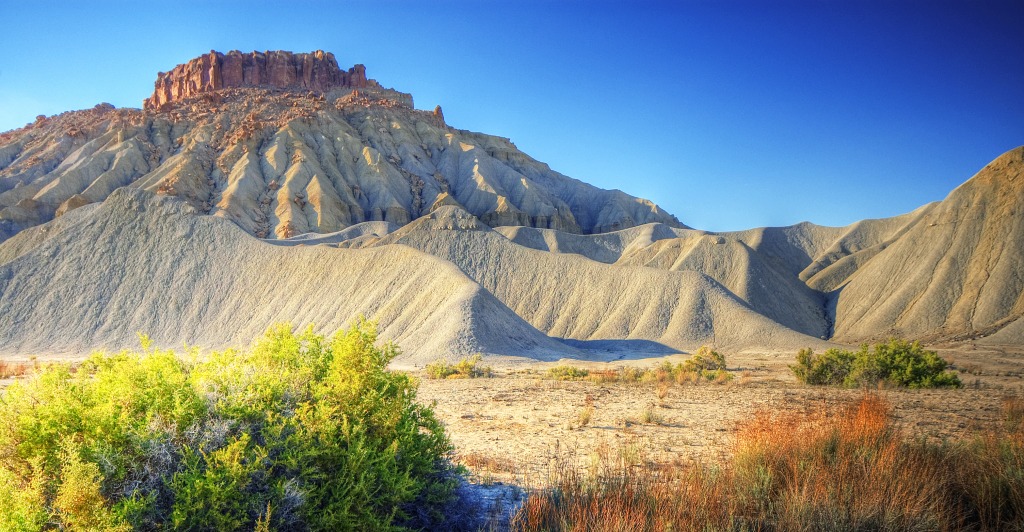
[425,353,493,379]
[683,345,727,372]
[0,320,460,531]
[0,359,34,379]
[512,393,1024,531]
[546,365,590,380]
[576,405,595,428]
[574,395,596,428]
[620,366,651,383]
[459,452,517,475]
[543,356,734,387]
[792,339,961,388]
[638,406,664,425]
[585,369,620,384]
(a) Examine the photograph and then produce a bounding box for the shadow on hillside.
[559,338,681,362]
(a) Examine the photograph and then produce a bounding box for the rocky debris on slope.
[144,50,375,110]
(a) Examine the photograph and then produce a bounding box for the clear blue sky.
[1,1,1021,231]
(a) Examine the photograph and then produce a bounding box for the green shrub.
[0,320,458,530]
[790,347,857,385]
[546,365,590,380]
[663,347,732,384]
[682,345,727,373]
[424,354,493,379]
[791,339,961,388]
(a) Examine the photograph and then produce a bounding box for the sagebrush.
[424,354,493,379]
[0,321,458,530]
[791,339,961,388]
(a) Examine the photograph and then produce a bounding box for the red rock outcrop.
[144,50,376,109]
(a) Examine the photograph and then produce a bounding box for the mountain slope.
[0,51,682,244]
[0,189,580,362]
[372,206,827,350]
[832,147,1024,343]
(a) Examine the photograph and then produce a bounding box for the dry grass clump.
[459,452,517,475]
[0,359,36,379]
[512,393,1024,531]
[545,347,733,387]
[574,395,596,429]
[512,441,733,531]
[733,394,952,530]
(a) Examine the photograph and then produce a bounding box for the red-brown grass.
[0,359,34,379]
[511,393,1024,531]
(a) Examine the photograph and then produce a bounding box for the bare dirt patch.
[419,348,1024,488]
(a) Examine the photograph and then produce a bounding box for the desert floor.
[416,344,1024,489]
[3,343,1022,528]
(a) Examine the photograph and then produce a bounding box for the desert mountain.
[0,50,1020,359]
[0,50,682,244]
[0,188,583,363]
[831,148,1024,343]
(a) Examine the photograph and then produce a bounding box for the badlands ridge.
[0,50,1021,363]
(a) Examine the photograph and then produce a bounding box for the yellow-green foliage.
[791,339,961,388]
[682,346,727,372]
[424,354,493,379]
[544,348,733,385]
[547,365,590,380]
[654,347,732,384]
[0,320,457,530]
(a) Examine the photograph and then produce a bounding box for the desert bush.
[661,347,732,384]
[512,393,1024,531]
[790,346,856,385]
[544,353,733,386]
[791,339,961,388]
[0,320,459,531]
[682,345,726,372]
[546,365,590,380]
[424,354,493,379]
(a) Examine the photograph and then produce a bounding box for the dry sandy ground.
[417,346,1024,489]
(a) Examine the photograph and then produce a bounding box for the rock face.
[144,50,375,110]
[0,51,683,240]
